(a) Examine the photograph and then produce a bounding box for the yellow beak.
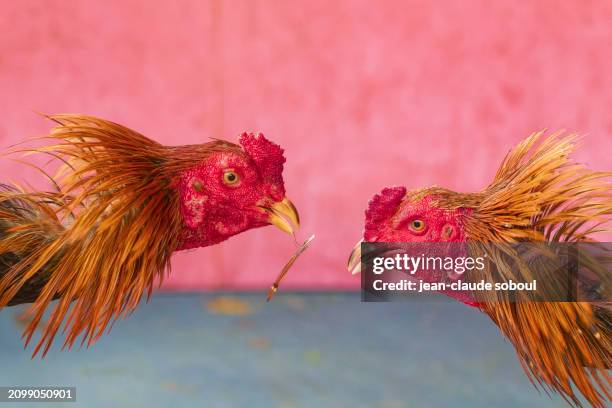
[261,197,300,236]
[347,239,363,275]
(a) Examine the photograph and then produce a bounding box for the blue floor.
[0,293,568,407]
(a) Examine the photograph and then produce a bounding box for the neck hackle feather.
[424,131,611,407]
[0,114,239,357]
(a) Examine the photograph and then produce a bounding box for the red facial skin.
[363,186,480,307]
[176,132,286,250]
[364,187,468,242]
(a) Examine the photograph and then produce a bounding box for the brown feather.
[421,132,612,407]
[0,114,240,356]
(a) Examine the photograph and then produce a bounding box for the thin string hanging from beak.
[266,234,315,302]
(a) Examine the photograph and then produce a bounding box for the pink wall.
[0,1,611,290]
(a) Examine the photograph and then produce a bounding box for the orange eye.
[223,170,240,186]
[409,219,426,233]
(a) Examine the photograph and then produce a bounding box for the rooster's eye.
[409,219,426,233]
[223,170,240,186]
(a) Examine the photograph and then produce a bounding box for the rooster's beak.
[348,239,363,275]
[260,197,300,236]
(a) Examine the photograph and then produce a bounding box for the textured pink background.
[0,1,611,290]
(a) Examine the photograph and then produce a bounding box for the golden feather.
[428,132,611,407]
[0,114,240,356]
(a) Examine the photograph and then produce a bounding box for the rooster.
[0,114,300,356]
[348,132,611,407]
